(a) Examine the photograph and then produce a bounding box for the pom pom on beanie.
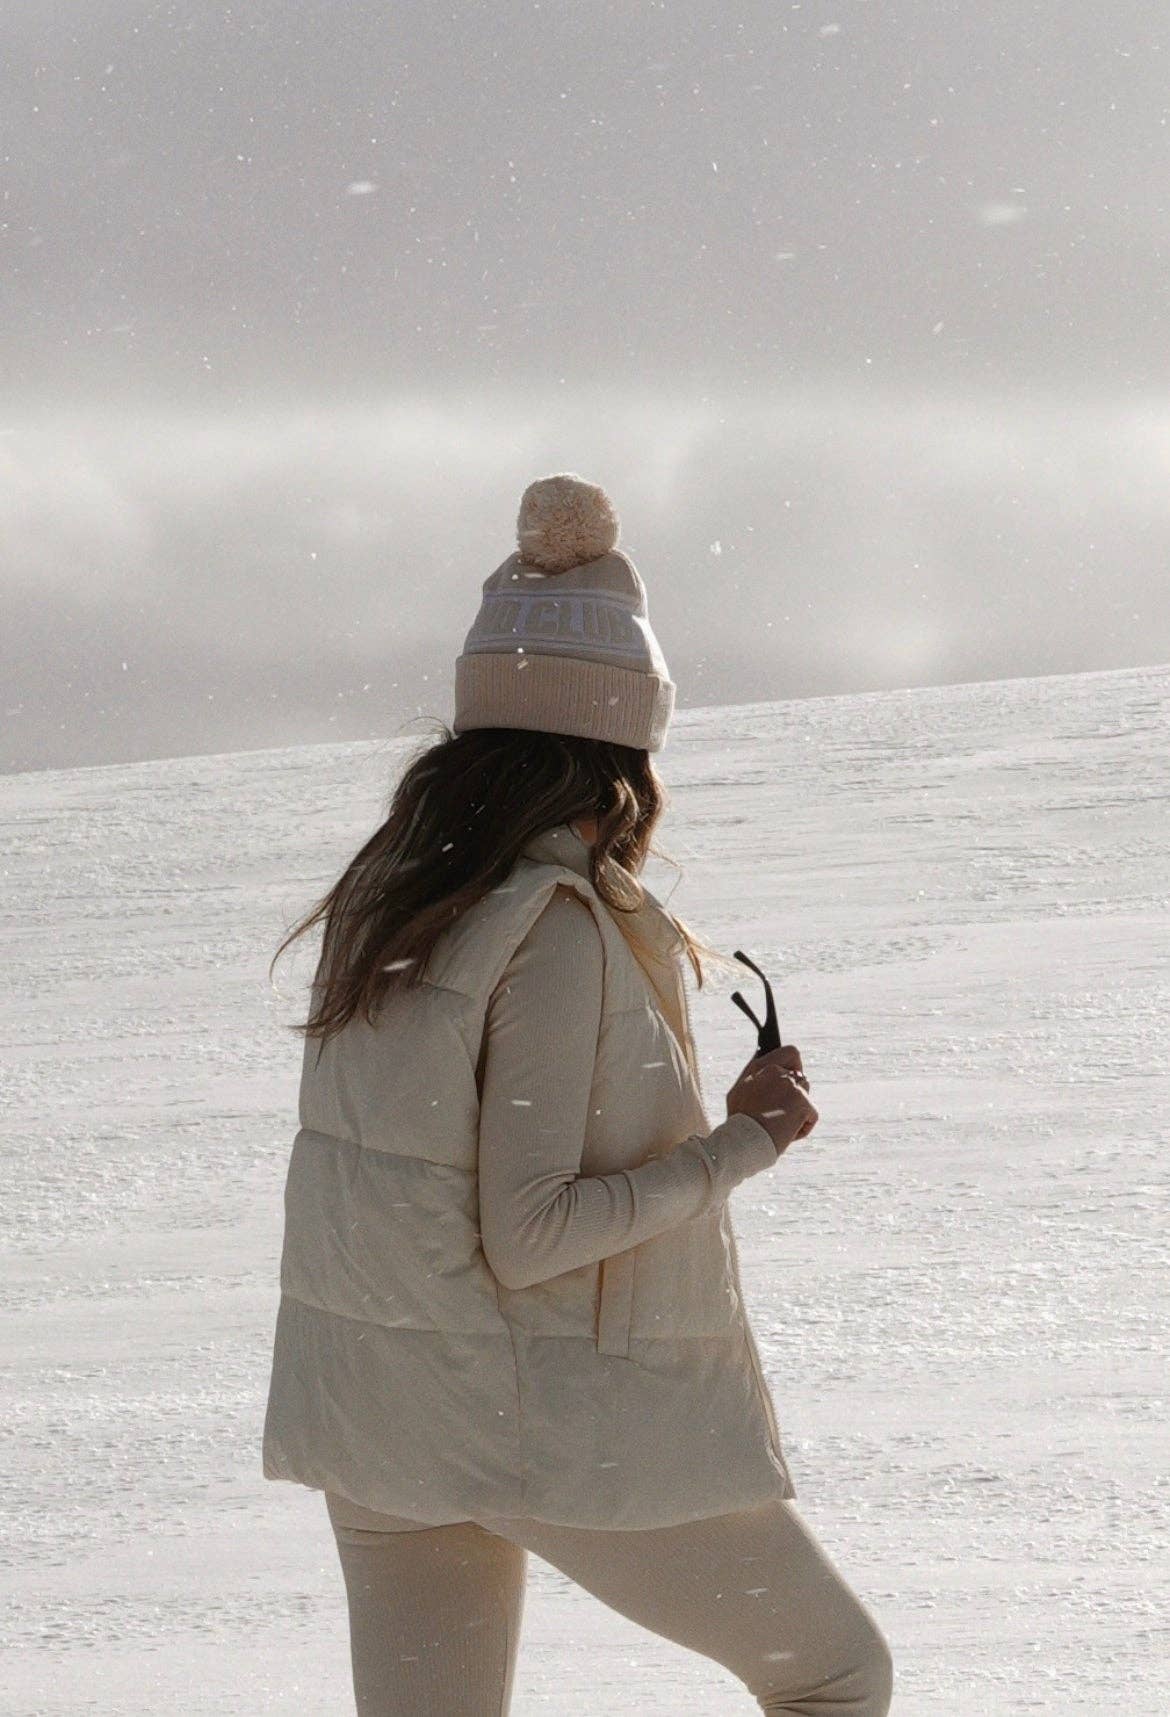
[516,473,620,574]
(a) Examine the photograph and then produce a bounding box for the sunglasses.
[730,949,783,1058]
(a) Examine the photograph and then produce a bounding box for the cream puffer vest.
[261,823,795,1528]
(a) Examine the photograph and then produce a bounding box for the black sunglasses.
[730,949,783,1058]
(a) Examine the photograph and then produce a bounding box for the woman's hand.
[725,1045,818,1157]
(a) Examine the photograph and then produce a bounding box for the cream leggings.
[325,1493,894,1716]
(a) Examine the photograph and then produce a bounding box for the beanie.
[452,473,676,753]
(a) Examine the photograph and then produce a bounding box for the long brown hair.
[270,721,741,1045]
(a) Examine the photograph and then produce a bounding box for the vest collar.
[519,821,594,877]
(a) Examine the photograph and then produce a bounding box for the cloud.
[3,383,1168,771]
[0,428,154,598]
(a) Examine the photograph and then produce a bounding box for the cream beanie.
[452,473,676,753]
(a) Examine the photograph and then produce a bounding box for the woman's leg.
[476,1497,893,1716]
[326,1495,528,1717]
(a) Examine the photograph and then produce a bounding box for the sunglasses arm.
[730,949,783,1058]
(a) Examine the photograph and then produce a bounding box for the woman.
[261,474,893,1714]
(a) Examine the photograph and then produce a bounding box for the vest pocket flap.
[596,1250,636,1357]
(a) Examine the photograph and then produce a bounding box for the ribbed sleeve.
[476,884,778,1292]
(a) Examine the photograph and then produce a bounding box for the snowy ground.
[2,663,1167,1715]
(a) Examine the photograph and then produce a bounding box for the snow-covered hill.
[2,663,1167,1714]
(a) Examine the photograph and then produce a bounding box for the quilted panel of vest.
[596,1248,637,1356]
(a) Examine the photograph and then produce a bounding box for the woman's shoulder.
[522,881,601,955]
[493,882,603,996]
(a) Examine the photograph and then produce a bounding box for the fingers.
[747,1049,810,1093]
[770,1045,808,1092]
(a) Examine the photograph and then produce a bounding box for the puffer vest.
[261,822,795,1529]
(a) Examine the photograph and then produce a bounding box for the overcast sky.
[3,2,1167,771]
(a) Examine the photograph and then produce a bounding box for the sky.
[3,1,1167,771]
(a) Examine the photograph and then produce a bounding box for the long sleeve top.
[476,884,778,1292]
